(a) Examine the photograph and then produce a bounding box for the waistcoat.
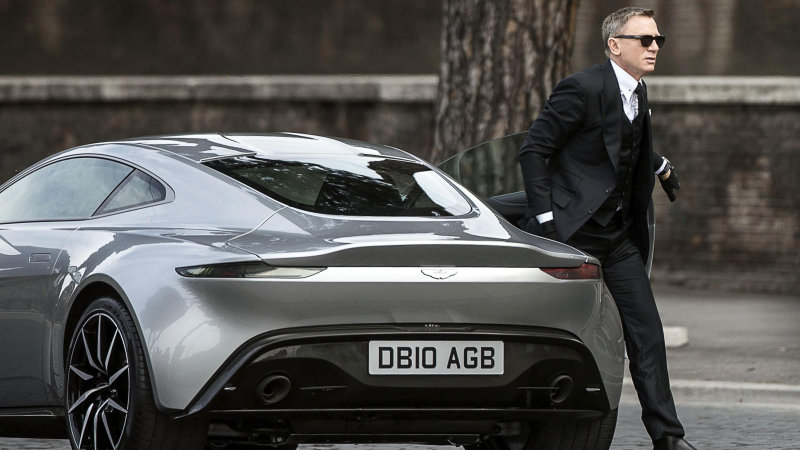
[592,104,645,226]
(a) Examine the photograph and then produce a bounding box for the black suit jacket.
[519,60,663,263]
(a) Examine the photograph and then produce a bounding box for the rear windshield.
[205,155,472,217]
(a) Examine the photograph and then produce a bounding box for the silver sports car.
[0,133,625,450]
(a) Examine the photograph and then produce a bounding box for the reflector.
[541,263,601,280]
[176,262,324,279]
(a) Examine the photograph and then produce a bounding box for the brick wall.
[571,0,800,76]
[2,0,800,76]
[0,76,797,294]
[646,79,800,292]
[0,76,438,183]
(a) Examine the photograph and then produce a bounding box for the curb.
[663,326,689,348]
[622,377,800,405]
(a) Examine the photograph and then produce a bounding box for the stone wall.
[0,76,797,294]
[0,76,438,182]
[646,78,800,293]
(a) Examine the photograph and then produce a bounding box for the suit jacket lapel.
[639,79,655,193]
[641,79,652,150]
[601,60,622,173]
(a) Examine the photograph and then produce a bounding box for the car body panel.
[227,205,590,269]
[0,224,75,407]
[130,265,623,410]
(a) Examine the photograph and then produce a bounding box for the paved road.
[3,399,800,449]
[613,400,800,449]
[652,284,800,386]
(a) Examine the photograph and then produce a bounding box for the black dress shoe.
[654,436,698,450]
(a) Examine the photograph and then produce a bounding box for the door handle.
[29,253,51,263]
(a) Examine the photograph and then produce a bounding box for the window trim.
[0,154,174,224]
[93,170,168,216]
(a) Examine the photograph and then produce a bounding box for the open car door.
[438,132,656,276]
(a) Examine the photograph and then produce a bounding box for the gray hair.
[602,7,655,57]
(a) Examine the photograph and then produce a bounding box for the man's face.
[609,15,661,80]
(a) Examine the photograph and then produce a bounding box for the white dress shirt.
[610,59,641,123]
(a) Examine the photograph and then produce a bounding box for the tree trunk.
[432,0,580,163]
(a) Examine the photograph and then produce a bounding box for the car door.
[0,154,134,407]
[0,225,75,406]
[438,132,655,275]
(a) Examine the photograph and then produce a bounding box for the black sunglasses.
[614,35,666,48]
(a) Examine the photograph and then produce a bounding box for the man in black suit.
[519,7,694,450]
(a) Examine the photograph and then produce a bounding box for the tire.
[65,296,208,450]
[465,409,617,450]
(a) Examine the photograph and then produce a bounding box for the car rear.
[162,136,624,447]
[172,260,622,447]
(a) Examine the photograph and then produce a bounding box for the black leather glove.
[659,160,680,202]
[538,220,558,241]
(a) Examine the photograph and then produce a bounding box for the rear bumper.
[179,325,614,442]
[206,407,606,446]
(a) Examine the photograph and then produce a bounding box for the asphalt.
[628,283,800,405]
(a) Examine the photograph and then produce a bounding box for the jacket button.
[604,188,611,194]
[588,209,594,214]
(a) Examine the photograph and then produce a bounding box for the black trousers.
[566,216,685,442]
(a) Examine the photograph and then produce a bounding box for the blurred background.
[0,0,798,294]
[2,0,797,75]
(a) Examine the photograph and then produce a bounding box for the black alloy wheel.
[66,297,208,450]
[66,309,130,449]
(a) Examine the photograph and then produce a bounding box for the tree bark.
[432,0,580,163]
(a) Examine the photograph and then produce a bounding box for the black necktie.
[634,83,644,119]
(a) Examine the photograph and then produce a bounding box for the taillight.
[541,263,601,280]
[176,262,324,279]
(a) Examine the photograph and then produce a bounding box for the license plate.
[368,340,504,375]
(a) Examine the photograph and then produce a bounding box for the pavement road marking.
[623,377,800,405]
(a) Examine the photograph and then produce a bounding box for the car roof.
[115,132,417,162]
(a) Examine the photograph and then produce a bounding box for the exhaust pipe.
[256,374,292,405]
[547,374,573,404]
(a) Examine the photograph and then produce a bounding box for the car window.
[205,155,472,217]
[0,157,133,223]
[96,170,167,215]
[438,132,527,198]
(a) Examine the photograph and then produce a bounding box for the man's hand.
[659,161,680,202]
[538,220,558,240]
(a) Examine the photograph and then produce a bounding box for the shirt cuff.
[655,158,669,175]
[536,211,554,223]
